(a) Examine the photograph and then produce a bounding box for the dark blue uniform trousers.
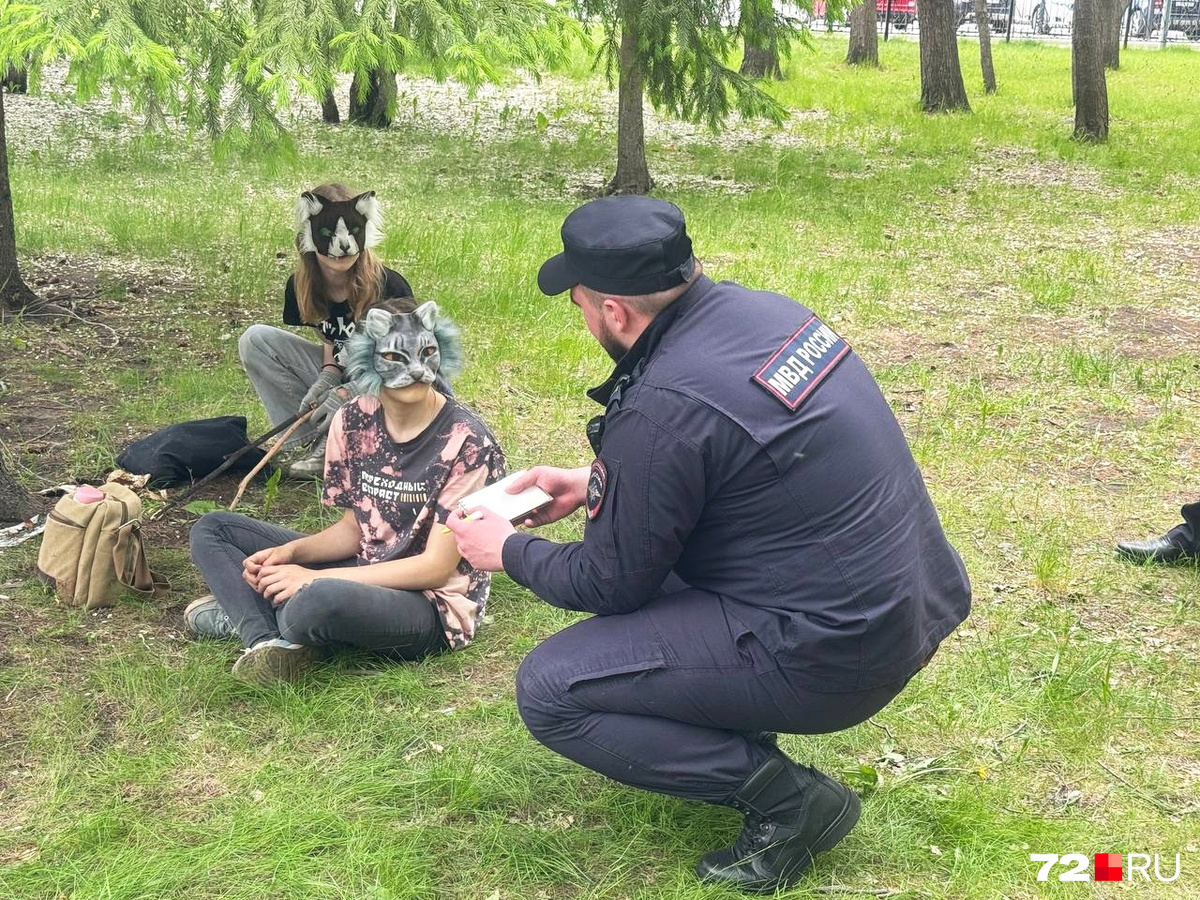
[516,585,911,805]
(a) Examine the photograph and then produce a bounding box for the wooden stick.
[228,410,315,511]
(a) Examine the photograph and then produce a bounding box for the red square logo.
[1095,853,1123,881]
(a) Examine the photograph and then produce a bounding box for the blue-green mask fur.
[343,301,464,396]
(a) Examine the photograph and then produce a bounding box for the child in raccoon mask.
[238,182,418,480]
[189,297,505,685]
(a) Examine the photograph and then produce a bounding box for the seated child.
[187,297,505,684]
[239,182,422,480]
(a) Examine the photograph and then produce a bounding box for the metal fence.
[801,0,1200,45]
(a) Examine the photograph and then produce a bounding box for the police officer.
[447,196,972,892]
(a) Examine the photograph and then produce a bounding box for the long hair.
[292,182,386,325]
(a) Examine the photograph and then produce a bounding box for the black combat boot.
[695,752,860,893]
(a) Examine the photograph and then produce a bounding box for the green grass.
[2,34,1199,899]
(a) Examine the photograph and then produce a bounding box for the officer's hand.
[508,466,590,527]
[445,507,514,572]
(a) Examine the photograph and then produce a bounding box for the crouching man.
[449,197,972,892]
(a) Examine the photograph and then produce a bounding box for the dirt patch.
[297,70,826,155]
[1083,410,1157,434]
[1105,306,1200,359]
[1023,305,1200,360]
[2,254,319,553]
[1,254,199,488]
[86,695,127,751]
[0,843,40,865]
[971,146,1120,199]
[1121,226,1200,310]
[514,168,756,201]
[22,253,196,319]
[858,327,967,369]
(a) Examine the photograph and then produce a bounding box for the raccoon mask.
[343,301,465,394]
[295,190,383,258]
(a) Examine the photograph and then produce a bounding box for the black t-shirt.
[282,266,413,356]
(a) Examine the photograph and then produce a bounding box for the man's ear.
[602,296,629,332]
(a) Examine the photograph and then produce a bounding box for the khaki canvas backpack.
[37,481,168,609]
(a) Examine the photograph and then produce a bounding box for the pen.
[440,510,483,535]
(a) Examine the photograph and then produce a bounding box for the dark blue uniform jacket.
[503,276,971,691]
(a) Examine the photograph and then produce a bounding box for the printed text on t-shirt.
[360,471,427,504]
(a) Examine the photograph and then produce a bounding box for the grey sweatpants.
[238,324,328,449]
[189,511,448,660]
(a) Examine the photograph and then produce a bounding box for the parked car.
[813,0,918,28]
[1130,0,1200,37]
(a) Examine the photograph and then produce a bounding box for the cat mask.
[343,301,465,394]
[295,190,383,258]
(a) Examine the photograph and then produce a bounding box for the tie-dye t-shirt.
[322,395,506,649]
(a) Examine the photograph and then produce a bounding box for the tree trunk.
[975,0,997,92]
[2,65,26,94]
[0,454,33,524]
[320,87,340,124]
[607,12,652,195]
[847,1,880,65]
[1103,0,1130,68]
[741,44,783,78]
[740,0,783,78]
[1073,0,1109,140]
[919,0,972,112]
[349,68,395,128]
[0,85,40,318]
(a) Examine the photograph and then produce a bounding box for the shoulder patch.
[585,459,608,521]
[751,315,850,410]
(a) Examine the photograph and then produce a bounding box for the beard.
[596,318,627,363]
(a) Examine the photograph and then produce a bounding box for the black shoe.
[695,752,861,893]
[1116,524,1199,564]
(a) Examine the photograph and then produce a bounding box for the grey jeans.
[189,511,448,660]
[238,324,330,449]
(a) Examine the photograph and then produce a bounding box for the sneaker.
[286,441,326,480]
[231,638,322,685]
[183,595,236,640]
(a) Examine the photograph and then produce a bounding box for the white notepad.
[458,471,553,523]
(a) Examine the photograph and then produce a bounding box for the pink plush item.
[73,485,106,504]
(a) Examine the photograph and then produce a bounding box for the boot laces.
[732,813,774,858]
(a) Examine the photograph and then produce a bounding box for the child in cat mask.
[189,297,505,684]
[238,182,422,479]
